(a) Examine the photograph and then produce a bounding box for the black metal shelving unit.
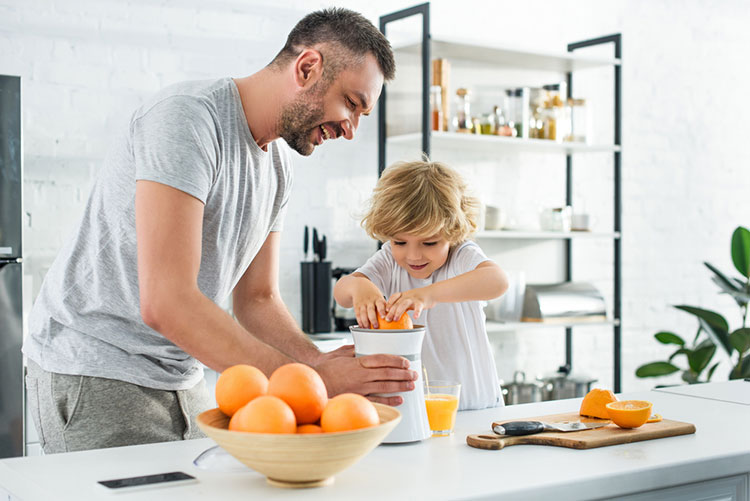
[378,3,623,392]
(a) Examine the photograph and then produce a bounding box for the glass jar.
[506,88,529,138]
[430,85,443,132]
[494,105,513,136]
[564,98,589,143]
[453,88,473,133]
[479,113,495,135]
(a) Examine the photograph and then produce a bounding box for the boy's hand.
[352,284,388,329]
[385,287,436,322]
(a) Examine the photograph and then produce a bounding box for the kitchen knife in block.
[467,411,695,451]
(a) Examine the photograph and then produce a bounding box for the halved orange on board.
[579,388,618,419]
[605,400,653,429]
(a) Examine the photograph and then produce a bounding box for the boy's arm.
[385,261,508,321]
[333,272,387,328]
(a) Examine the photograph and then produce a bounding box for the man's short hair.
[271,7,395,81]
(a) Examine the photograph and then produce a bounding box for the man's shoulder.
[135,78,234,121]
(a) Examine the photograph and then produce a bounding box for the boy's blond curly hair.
[361,158,480,244]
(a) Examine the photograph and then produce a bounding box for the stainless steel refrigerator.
[0,74,24,458]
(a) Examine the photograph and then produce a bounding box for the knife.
[319,235,327,261]
[303,225,309,261]
[493,420,609,436]
[312,227,319,261]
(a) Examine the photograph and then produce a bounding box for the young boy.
[334,159,508,410]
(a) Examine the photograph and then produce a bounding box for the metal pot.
[500,371,547,405]
[537,365,597,401]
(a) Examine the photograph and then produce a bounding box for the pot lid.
[500,370,546,389]
[538,365,597,384]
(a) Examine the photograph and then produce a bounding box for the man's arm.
[135,180,294,375]
[232,231,324,366]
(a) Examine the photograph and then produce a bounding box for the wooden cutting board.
[466,412,696,450]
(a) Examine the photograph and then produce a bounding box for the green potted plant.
[636,226,750,384]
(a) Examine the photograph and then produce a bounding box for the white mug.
[571,213,594,231]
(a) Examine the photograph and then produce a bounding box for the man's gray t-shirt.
[23,78,293,390]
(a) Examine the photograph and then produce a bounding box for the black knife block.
[301,261,332,333]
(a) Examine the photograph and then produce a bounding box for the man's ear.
[293,49,323,88]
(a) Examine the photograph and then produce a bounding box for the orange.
[377,311,413,330]
[320,393,379,433]
[228,395,296,434]
[215,364,268,417]
[646,413,663,423]
[605,400,653,429]
[268,363,328,425]
[579,388,618,419]
[296,424,323,434]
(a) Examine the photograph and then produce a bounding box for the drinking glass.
[424,381,461,437]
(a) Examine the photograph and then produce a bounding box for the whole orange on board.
[215,364,268,417]
[579,388,618,419]
[268,363,328,425]
[228,395,296,434]
[377,311,413,330]
[320,393,379,433]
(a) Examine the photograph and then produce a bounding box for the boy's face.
[390,233,451,279]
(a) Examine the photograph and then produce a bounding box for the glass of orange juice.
[424,380,461,437]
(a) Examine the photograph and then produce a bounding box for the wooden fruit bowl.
[196,403,401,488]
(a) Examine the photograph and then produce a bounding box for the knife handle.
[493,421,545,436]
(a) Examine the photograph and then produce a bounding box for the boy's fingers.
[367,303,379,329]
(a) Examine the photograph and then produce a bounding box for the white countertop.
[653,379,750,405]
[1,384,749,500]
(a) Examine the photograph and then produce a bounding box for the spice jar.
[453,88,473,133]
[430,85,443,132]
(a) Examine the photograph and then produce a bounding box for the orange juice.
[425,393,459,436]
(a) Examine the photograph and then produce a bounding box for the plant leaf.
[706,362,720,381]
[675,305,733,356]
[705,262,742,292]
[710,277,750,307]
[675,305,729,331]
[636,362,680,378]
[687,344,716,374]
[654,331,685,346]
[731,226,750,278]
[730,328,750,354]
[740,357,750,378]
[668,348,692,362]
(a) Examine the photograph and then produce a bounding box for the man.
[23,7,416,454]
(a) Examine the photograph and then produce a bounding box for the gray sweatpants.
[25,359,213,454]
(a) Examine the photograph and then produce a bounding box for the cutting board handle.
[466,434,519,450]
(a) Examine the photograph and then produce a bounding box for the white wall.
[2,0,749,400]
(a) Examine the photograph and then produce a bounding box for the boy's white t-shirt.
[356,240,503,410]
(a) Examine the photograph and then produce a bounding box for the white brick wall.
[3,0,749,424]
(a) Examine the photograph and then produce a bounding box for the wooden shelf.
[476,230,620,240]
[486,319,619,333]
[387,132,621,154]
[395,38,621,72]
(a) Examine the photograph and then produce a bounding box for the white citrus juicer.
[350,326,431,443]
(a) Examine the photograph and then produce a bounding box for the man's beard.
[278,82,329,156]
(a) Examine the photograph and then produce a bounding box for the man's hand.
[315,346,418,406]
[385,287,436,322]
